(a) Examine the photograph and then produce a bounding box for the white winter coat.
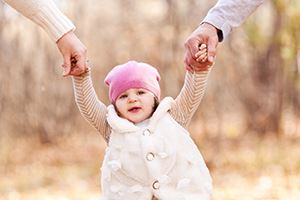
[101,97,212,200]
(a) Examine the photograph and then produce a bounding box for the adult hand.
[56,31,88,76]
[184,22,219,72]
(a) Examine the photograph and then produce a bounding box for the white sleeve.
[202,0,265,41]
[3,0,75,42]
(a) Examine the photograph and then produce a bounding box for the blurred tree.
[284,1,300,121]
[232,0,300,136]
[1,0,299,141]
[0,2,4,130]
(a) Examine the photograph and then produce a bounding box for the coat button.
[152,180,160,190]
[146,152,155,161]
[143,129,152,136]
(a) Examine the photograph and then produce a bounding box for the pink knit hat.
[104,60,161,103]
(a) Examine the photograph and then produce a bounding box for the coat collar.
[106,97,175,133]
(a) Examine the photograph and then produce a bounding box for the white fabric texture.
[101,97,212,200]
[3,0,75,41]
[203,0,265,40]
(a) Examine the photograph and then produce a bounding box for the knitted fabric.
[104,60,161,103]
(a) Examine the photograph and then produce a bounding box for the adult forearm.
[203,0,264,41]
[3,0,75,41]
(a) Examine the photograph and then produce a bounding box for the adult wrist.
[56,30,75,44]
[201,22,223,42]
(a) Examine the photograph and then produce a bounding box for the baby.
[71,44,212,200]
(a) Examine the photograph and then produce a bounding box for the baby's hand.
[195,43,208,63]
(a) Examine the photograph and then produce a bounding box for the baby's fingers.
[199,43,207,50]
[195,44,207,57]
[196,55,208,62]
[195,49,207,57]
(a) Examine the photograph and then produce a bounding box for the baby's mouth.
[128,106,141,112]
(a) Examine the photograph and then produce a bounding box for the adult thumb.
[76,56,86,72]
[207,39,217,63]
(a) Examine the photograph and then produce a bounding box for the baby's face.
[115,88,155,124]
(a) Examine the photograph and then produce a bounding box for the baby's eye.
[137,90,145,95]
[119,94,128,99]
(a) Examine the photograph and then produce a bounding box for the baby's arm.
[170,45,211,128]
[72,69,111,142]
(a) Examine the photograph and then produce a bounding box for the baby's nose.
[128,95,138,102]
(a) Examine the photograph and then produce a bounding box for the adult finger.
[184,52,201,71]
[62,55,71,76]
[70,58,89,76]
[189,54,206,69]
[186,37,204,60]
[207,37,218,63]
[75,54,87,73]
[70,66,83,76]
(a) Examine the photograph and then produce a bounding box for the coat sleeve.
[202,0,265,41]
[72,70,111,142]
[3,0,75,41]
[169,69,211,129]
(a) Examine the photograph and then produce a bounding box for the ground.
[0,133,299,200]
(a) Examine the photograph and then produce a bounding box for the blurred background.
[0,0,300,199]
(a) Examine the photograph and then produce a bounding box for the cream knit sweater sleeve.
[3,0,75,41]
[169,69,211,129]
[72,71,111,142]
